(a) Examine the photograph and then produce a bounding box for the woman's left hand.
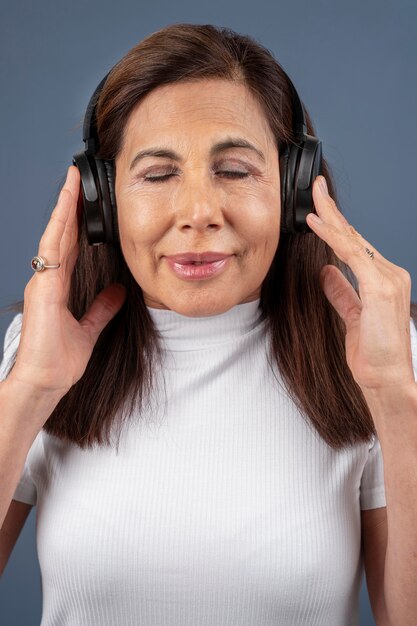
[306,175,415,393]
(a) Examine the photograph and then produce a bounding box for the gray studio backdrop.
[1,1,416,624]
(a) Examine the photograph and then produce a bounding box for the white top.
[2,301,417,626]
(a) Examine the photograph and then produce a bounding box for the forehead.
[121,79,275,151]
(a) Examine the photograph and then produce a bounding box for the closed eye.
[143,171,250,183]
[218,171,250,180]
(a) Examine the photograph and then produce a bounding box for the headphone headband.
[82,68,308,156]
[82,73,110,153]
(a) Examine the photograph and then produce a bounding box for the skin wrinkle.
[115,79,281,316]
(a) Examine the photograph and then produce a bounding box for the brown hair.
[3,23,417,450]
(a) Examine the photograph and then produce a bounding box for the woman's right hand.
[7,165,127,399]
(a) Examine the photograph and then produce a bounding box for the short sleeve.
[360,316,417,511]
[12,442,38,506]
[0,312,23,380]
[0,312,38,506]
[360,435,386,510]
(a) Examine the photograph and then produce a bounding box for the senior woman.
[1,22,417,626]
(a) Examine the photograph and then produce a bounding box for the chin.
[160,290,240,317]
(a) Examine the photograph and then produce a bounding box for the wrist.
[0,376,64,434]
[4,371,69,403]
[362,382,417,412]
[361,382,417,440]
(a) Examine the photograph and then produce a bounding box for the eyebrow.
[129,136,266,171]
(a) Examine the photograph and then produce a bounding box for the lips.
[164,252,233,264]
[165,254,233,280]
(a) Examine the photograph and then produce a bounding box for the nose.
[173,170,225,232]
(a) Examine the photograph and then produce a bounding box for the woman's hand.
[7,165,127,399]
[306,176,415,393]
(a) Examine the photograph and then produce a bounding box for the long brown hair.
[3,23,417,450]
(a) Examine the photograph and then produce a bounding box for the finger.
[37,166,79,265]
[59,207,78,263]
[312,176,351,230]
[79,284,127,346]
[320,264,363,326]
[59,167,81,260]
[311,176,385,263]
[311,176,403,280]
[306,212,387,297]
[61,244,80,301]
[64,164,81,199]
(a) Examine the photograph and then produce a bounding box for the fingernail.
[319,176,328,195]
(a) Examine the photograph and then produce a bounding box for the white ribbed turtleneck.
[2,304,414,625]
[146,296,264,351]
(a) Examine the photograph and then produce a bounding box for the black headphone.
[73,67,322,246]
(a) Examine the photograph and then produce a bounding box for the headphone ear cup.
[294,136,322,233]
[279,145,290,233]
[279,137,323,234]
[72,151,107,245]
[103,160,119,245]
[95,158,115,244]
[279,143,301,234]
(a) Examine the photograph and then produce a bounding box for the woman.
[1,23,417,625]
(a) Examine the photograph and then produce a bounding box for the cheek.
[249,230,280,265]
[239,198,280,253]
[117,199,166,256]
[257,189,281,251]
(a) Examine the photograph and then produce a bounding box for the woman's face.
[115,78,281,316]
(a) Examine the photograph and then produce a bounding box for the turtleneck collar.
[146,298,264,351]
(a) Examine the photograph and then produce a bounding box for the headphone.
[73,67,322,246]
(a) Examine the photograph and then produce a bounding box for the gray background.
[1,0,416,623]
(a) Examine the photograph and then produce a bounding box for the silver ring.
[31,256,61,272]
[364,247,375,260]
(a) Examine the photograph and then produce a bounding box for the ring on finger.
[31,256,61,272]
